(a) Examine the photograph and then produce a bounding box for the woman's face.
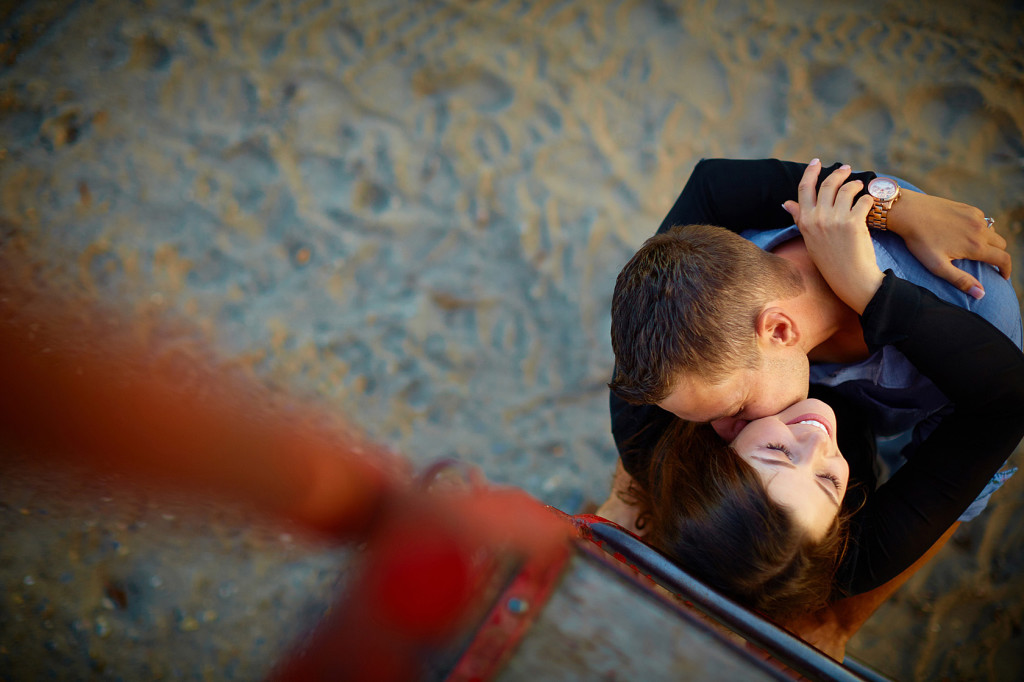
[729,398,849,541]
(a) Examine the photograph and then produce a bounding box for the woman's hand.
[783,167,1011,299]
[783,160,884,314]
[888,191,1010,297]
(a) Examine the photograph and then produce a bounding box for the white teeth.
[797,420,828,434]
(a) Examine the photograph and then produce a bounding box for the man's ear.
[755,307,800,347]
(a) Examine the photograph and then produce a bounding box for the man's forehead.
[660,370,749,421]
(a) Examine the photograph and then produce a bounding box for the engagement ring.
[985,217,996,229]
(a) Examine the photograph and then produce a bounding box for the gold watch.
[866,177,901,230]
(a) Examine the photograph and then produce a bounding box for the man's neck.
[772,238,871,364]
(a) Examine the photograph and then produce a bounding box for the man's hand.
[784,160,884,314]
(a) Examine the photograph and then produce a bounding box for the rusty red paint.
[445,537,571,681]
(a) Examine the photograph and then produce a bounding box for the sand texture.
[1,0,1023,679]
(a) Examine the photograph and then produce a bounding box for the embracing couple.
[598,158,1024,658]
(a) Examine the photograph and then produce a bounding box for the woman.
[633,164,1024,621]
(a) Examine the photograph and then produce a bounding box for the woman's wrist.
[883,187,917,237]
[842,269,886,315]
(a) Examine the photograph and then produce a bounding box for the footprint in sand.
[809,63,866,116]
[905,84,1022,164]
[411,65,514,114]
[913,84,986,137]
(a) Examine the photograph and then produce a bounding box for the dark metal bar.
[587,520,889,682]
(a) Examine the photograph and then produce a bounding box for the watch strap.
[867,202,890,230]
[867,184,901,231]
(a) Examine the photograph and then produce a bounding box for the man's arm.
[656,158,874,237]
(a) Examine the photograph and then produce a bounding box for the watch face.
[869,177,898,201]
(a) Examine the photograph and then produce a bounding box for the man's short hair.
[609,224,804,404]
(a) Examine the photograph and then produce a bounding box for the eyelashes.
[818,471,843,491]
[765,443,843,491]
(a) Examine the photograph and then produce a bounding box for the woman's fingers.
[835,178,864,213]
[988,228,1008,250]
[982,245,1013,279]
[852,191,874,220]
[817,164,853,208]
[781,200,801,223]
[797,159,823,210]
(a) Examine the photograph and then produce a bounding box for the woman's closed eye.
[766,443,843,492]
[818,472,843,491]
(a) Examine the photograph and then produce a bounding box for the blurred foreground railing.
[1,269,890,681]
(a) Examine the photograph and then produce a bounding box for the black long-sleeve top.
[611,158,1024,595]
[835,272,1024,592]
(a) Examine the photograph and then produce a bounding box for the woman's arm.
[839,272,1024,594]
[792,163,1024,594]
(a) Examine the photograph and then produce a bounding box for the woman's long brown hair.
[629,419,852,622]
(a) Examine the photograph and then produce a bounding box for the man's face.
[656,351,810,442]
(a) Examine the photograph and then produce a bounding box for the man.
[598,158,1021,659]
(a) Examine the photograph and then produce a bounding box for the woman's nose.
[794,426,833,460]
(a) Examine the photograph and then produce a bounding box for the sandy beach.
[2,0,1023,679]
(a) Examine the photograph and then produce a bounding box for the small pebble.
[150,575,163,588]
[179,616,200,632]
[23,576,35,586]
[95,616,111,638]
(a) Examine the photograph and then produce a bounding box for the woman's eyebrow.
[752,454,794,469]
[814,480,840,507]
[752,455,839,507]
